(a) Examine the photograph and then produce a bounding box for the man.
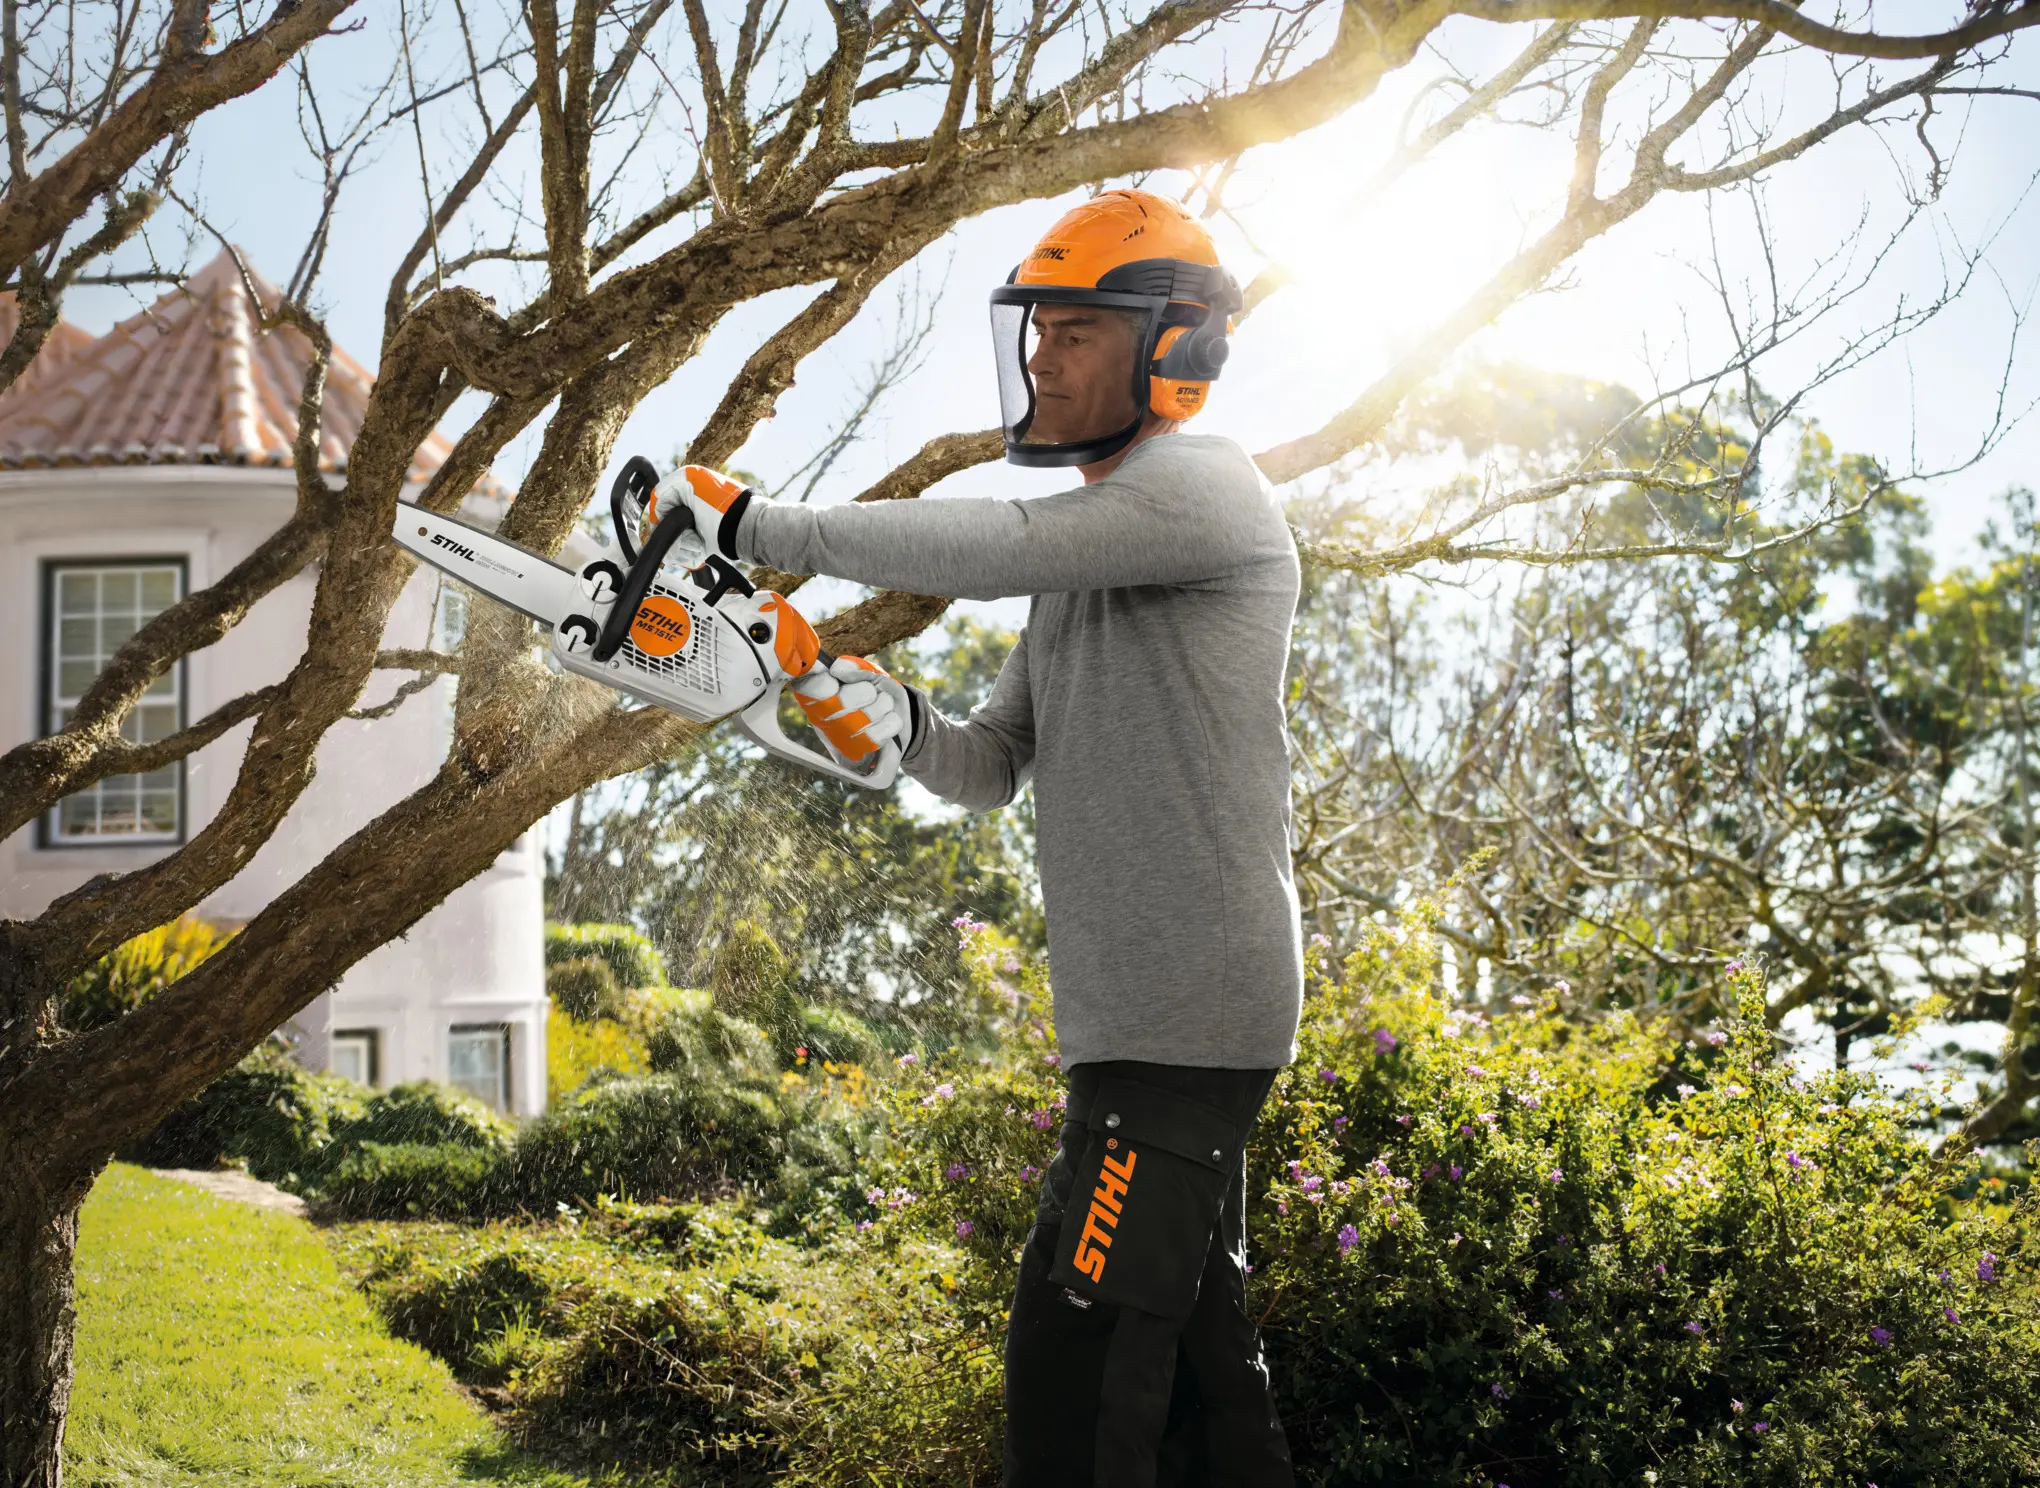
[648,189,1302,1487]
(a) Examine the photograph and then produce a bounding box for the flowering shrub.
[343,905,2040,1486]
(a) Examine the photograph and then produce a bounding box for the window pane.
[58,660,97,699]
[447,1028,508,1109]
[58,573,96,613]
[46,563,185,842]
[58,616,96,662]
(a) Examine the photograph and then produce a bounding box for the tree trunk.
[0,1151,90,1488]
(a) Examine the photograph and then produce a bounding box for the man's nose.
[1027,336,1058,381]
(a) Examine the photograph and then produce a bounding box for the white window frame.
[447,1023,512,1111]
[331,1029,381,1088]
[43,559,188,846]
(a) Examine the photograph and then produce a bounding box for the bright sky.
[57,12,2040,592]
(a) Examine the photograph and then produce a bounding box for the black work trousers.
[1002,1060,1294,1488]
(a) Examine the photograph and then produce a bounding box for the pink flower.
[1518,1093,1541,1110]
[1044,1053,1061,1067]
[934,1082,955,1099]
[1464,1064,1487,1078]
[896,1053,918,1067]
[1547,1169,1563,1183]
[1394,1114,1413,1127]
[1300,1175,1323,1193]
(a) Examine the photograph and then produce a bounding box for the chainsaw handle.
[734,687,902,791]
[609,456,660,565]
[592,500,699,662]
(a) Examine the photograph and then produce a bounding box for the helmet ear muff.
[1150,269,1241,385]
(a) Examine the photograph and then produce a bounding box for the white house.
[0,252,549,1115]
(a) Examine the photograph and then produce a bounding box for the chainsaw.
[391,456,901,789]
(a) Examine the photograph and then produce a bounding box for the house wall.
[0,466,548,1115]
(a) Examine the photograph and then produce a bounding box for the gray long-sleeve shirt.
[738,433,1303,1069]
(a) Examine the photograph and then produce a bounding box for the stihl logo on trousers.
[1072,1148,1137,1282]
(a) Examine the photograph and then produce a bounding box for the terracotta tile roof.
[0,249,481,489]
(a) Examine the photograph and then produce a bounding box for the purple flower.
[1044,1052,1061,1068]
[1731,1400,1745,1414]
[856,1219,873,1232]
[1459,1124,1476,1138]
[1287,1160,1306,1180]
[1275,1200,1288,1216]
[1373,1028,1398,1054]
[896,1053,918,1067]
[1337,1224,1360,1254]
[1980,1251,2000,1283]
[1465,1064,1488,1078]
[1019,1165,1041,1183]
[1786,1151,1807,1170]
[945,1162,971,1182]
[1518,1093,1542,1110]
[1449,1164,1463,1181]
[1547,1289,1564,1301]
[1726,960,1746,976]
[1395,1114,1413,1127]
[1332,1116,1350,1131]
[1676,1083,1697,1099]
[865,1187,885,1205]
[1478,1112,1499,1126]
[1490,1383,1510,1400]
[1300,1175,1323,1194]
[1552,980,1570,995]
[1371,1158,1392,1178]
[1750,1422,1769,1435]
[1509,994,1535,1007]
[955,1220,976,1238]
[1310,932,1332,949]
[1945,1307,1959,1324]
[951,914,989,936]
[1547,1168,1563,1183]
[1704,1031,1728,1047]
[1654,1262,1667,1277]
[1869,1326,1892,1348]
[934,1082,954,1099]
[1318,1067,1339,1086]
[1422,1163,1440,1180]
[1685,1321,1704,1336]
[1028,1108,1054,1130]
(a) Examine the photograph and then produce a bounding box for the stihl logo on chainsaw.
[1071,1146,1137,1282]
[628,594,693,658]
[430,532,478,562]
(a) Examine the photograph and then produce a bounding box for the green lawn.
[65,1163,590,1488]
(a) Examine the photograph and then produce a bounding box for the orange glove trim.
[684,465,748,514]
[760,594,820,678]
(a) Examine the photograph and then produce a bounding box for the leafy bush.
[61,915,229,1032]
[335,1081,515,1152]
[544,921,666,990]
[123,1042,368,1180]
[317,1142,508,1221]
[644,995,778,1083]
[335,909,2040,1486]
[545,954,624,1022]
[546,1004,650,1104]
[511,1073,787,1207]
[793,1003,879,1067]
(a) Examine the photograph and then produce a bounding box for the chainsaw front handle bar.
[592,498,707,662]
[609,455,659,566]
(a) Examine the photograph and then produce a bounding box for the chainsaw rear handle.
[736,686,903,791]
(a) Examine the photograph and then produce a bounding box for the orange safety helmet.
[990,189,1242,467]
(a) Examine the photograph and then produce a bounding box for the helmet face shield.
[990,286,1165,468]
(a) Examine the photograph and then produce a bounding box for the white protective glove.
[791,656,918,765]
[643,463,759,565]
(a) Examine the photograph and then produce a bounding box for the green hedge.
[122,1044,367,1182]
[544,922,666,990]
[332,913,2040,1487]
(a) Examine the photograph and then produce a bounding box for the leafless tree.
[3,4,2039,1481]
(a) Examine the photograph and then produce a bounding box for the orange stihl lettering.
[1094,1166,1129,1215]
[1072,1238,1106,1281]
[1103,1149,1137,1181]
